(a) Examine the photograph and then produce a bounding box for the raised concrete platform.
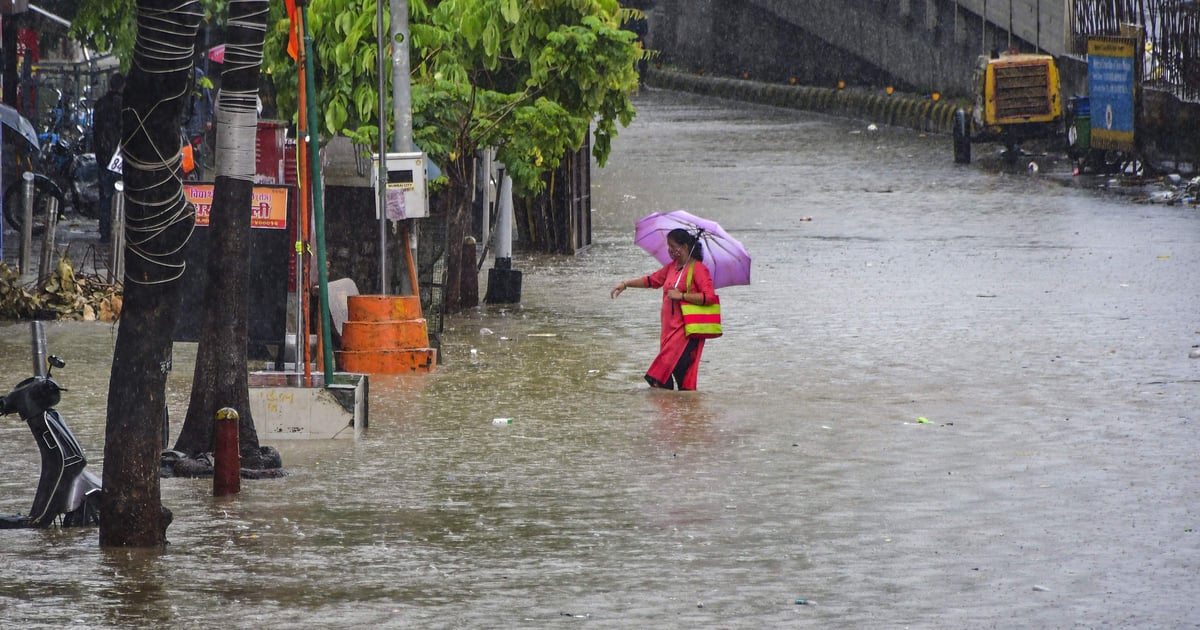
[248,371,368,439]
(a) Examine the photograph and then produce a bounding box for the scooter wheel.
[3,174,67,235]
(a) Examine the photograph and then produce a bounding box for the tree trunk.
[100,0,203,548]
[174,0,276,469]
[441,155,472,314]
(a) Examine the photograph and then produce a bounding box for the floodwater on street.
[1,88,1198,628]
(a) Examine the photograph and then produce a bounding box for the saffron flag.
[286,0,300,61]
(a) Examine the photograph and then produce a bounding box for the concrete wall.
[322,184,416,298]
[649,0,1075,98]
[952,0,1069,55]
[647,67,959,134]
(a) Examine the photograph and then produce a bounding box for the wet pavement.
[1,213,114,280]
[0,88,1198,628]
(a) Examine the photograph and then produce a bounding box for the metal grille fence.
[1070,0,1200,102]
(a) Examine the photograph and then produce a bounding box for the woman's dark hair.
[667,228,703,262]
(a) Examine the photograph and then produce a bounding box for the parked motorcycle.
[2,131,100,234]
[3,93,101,235]
[0,322,101,529]
[71,96,95,153]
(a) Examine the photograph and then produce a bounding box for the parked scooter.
[0,322,101,529]
[1,131,100,234]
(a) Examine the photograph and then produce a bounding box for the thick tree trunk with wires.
[100,0,202,548]
[173,0,278,471]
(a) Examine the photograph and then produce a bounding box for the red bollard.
[213,407,241,496]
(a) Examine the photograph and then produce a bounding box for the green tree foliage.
[263,0,642,195]
[71,0,226,65]
[69,2,136,57]
[79,0,643,195]
[412,0,642,192]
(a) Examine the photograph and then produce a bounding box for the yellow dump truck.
[953,52,1065,164]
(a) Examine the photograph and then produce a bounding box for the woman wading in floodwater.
[611,228,717,390]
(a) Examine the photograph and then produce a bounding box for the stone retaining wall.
[646,67,960,134]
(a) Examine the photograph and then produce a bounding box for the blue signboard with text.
[1087,38,1137,151]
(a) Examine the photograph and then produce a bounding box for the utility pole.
[391,0,420,297]
[392,0,413,153]
[376,0,389,293]
[376,0,415,294]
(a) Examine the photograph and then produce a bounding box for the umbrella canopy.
[634,209,751,289]
[0,103,39,149]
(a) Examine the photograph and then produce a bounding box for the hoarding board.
[1087,37,1138,151]
[173,184,294,355]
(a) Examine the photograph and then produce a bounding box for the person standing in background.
[91,72,124,244]
[184,66,215,180]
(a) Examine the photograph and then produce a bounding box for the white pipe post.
[109,181,125,284]
[484,170,522,304]
[495,174,513,261]
[37,195,59,282]
[20,171,34,277]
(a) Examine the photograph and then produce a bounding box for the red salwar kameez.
[641,260,717,390]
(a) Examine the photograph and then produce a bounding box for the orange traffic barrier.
[336,295,436,374]
[340,319,430,349]
[347,295,423,321]
[338,349,436,373]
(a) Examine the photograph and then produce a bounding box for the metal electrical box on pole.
[371,152,428,221]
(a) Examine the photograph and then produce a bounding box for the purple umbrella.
[634,210,751,289]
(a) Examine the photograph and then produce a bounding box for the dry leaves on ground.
[0,257,122,322]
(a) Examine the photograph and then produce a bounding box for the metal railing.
[1069,0,1200,102]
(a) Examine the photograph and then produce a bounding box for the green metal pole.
[301,3,336,382]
